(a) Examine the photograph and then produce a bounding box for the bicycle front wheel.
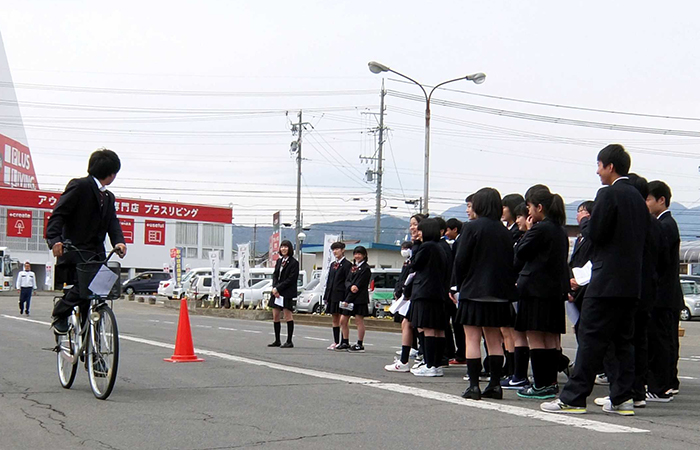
[87,305,119,400]
[56,332,78,389]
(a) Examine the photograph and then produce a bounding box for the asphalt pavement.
[1,293,698,450]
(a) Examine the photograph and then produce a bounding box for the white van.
[165,267,229,299]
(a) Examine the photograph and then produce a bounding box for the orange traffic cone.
[164,298,204,362]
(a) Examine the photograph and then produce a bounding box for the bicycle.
[54,242,123,400]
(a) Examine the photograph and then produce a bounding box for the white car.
[231,279,272,309]
[295,278,324,313]
[157,279,176,298]
[186,275,214,301]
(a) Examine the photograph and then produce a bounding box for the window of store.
[176,222,199,258]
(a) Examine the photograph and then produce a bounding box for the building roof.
[301,241,401,254]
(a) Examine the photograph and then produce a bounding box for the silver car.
[681,280,700,321]
[295,279,323,313]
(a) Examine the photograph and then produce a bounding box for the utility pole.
[290,111,310,253]
[360,81,387,243]
[252,222,257,267]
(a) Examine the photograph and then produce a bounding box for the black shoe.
[267,341,281,347]
[461,386,481,400]
[280,342,294,348]
[93,358,108,378]
[335,343,351,351]
[19,311,23,315]
[348,344,365,353]
[482,385,503,399]
[52,317,69,334]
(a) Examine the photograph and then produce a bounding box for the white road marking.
[218,327,237,331]
[242,329,262,334]
[304,336,329,342]
[148,319,160,323]
[195,325,213,329]
[163,321,175,325]
[679,376,697,380]
[0,314,651,434]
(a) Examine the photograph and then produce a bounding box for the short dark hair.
[88,148,121,179]
[514,202,528,218]
[330,241,346,250]
[435,216,447,233]
[471,187,503,221]
[400,241,413,250]
[577,200,596,215]
[418,218,441,242]
[648,180,672,207]
[627,173,649,200]
[279,239,294,257]
[465,194,474,203]
[502,193,525,219]
[446,218,463,234]
[353,245,368,262]
[597,144,631,176]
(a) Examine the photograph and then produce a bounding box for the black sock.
[514,346,530,381]
[418,332,425,357]
[273,322,281,342]
[424,336,436,368]
[400,345,411,365]
[466,358,482,388]
[505,351,515,377]
[556,348,570,373]
[487,355,504,389]
[549,348,561,386]
[357,340,363,347]
[411,333,418,350]
[341,337,349,345]
[286,321,294,343]
[530,349,546,389]
[332,326,340,344]
[435,337,445,366]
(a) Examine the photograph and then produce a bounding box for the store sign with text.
[119,218,134,244]
[0,134,38,190]
[144,220,165,245]
[7,209,32,238]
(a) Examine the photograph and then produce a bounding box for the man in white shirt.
[16,261,37,315]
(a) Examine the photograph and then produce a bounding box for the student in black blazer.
[336,246,372,353]
[545,144,649,416]
[568,200,595,335]
[514,185,569,400]
[502,193,526,245]
[48,149,127,333]
[436,217,458,366]
[453,188,518,399]
[647,180,682,398]
[409,219,450,377]
[268,240,299,348]
[444,218,466,365]
[323,241,352,349]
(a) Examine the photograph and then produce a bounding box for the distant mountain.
[234,201,700,254]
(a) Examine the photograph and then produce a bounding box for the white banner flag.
[209,251,221,296]
[238,243,251,289]
[319,234,340,295]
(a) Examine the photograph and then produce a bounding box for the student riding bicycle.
[47,148,127,334]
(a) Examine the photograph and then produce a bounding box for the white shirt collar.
[93,177,107,192]
[658,209,671,219]
[612,176,629,185]
[336,256,345,263]
[356,260,365,268]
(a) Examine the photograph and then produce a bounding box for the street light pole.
[368,62,485,215]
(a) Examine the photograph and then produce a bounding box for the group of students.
[267,143,682,416]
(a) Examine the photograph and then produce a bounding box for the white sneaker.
[594,396,610,406]
[327,343,338,350]
[395,349,419,357]
[384,360,410,372]
[602,399,634,416]
[411,365,443,377]
[411,360,425,371]
[594,374,609,386]
[540,399,587,414]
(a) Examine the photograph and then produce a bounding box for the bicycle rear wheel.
[87,305,119,400]
[56,331,78,389]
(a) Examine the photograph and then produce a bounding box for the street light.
[297,231,307,272]
[368,61,485,215]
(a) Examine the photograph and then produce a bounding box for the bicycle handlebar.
[62,240,124,264]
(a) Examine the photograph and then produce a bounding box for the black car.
[122,271,172,295]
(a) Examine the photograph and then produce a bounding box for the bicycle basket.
[76,261,121,300]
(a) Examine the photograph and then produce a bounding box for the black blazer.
[272,256,299,300]
[515,218,570,300]
[403,240,421,300]
[323,258,352,303]
[657,211,683,310]
[643,215,669,309]
[509,223,524,245]
[453,217,517,302]
[582,179,649,300]
[410,240,449,303]
[46,176,124,265]
[394,257,412,299]
[345,262,371,305]
[568,233,594,309]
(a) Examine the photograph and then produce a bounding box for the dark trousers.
[51,264,89,319]
[670,309,681,390]
[445,300,466,361]
[443,300,457,360]
[647,307,673,394]
[559,297,636,407]
[19,287,32,313]
[602,307,649,401]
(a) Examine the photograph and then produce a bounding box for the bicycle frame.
[58,298,113,365]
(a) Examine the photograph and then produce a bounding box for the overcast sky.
[1,1,699,229]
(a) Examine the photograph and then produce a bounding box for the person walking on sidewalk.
[17,261,37,315]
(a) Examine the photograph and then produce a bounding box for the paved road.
[1,293,698,449]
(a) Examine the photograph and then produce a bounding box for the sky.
[1,1,699,230]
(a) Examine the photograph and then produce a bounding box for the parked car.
[295,278,324,313]
[371,268,402,317]
[122,271,171,295]
[170,268,229,299]
[261,271,310,309]
[232,279,273,308]
[681,280,700,321]
[186,275,213,301]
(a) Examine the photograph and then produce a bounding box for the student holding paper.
[268,240,299,348]
[337,246,372,352]
[569,200,595,335]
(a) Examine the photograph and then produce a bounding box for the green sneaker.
[541,399,587,414]
[517,385,557,400]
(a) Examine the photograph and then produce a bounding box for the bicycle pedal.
[43,346,61,352]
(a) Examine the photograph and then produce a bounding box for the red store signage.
[0,187,232,224]
[120,218,134,244]
[0,134,39,190]
[43,212,51,238]
[144,220,166,246]
[7,209,32,238]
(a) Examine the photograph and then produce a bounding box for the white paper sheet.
[88,265,118,296]
[565,301,580,325]
[274,295,284,307]
[572,260,592,286]
[389,296,408,314]
[404,272,416,286]
[397,299,411,317]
